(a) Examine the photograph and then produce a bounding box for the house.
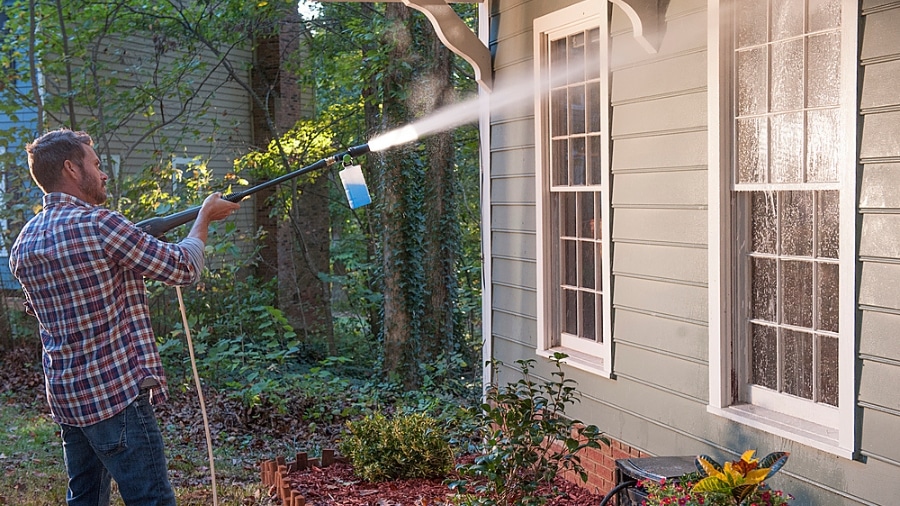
[0,6,311,288]
[465,0,898,503]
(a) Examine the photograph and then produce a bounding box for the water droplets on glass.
[808,0,841,32]
[780,190,813,256]
[817,190,839,258]
[738,47,767,116]
[770,38,804,113]
[737,117,768,184]
[807,32,841,108]
[781,259,813,328]
[772,0,804,41]
[770,112,804,183]
[751,324,778,389]
[806,109,841,183]
[751,192,777,254]
[817,334,839,406]
[752,257,777,321]
[817,262,839,333]
[782,329,813,399]
[736,0,767,48]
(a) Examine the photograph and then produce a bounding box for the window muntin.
[535,0,610,370]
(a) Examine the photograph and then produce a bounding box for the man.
[9,128,240,505]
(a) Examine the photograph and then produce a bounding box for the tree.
[298,2,480,387]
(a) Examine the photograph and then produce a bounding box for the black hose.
[597,479,636,506]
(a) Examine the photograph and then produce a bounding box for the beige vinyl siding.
[488,0,900,503]
[81,36,254,237]
[858,0,900,474]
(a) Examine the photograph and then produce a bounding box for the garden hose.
[175,285,219,506]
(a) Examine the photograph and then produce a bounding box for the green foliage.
[641,473,793,506]
[339,411,454,482]
[689,451,791,505]
[450,353,608,506]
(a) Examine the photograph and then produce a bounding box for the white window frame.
[534,0,612,377]
[171,156,194,192]
[100,154,121,180]
[707,0,857,458]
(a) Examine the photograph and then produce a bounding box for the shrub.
[450,352,608,506]
[339,411,454,482]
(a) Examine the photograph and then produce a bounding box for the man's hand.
[189,192,241,243]
[198,192,240,223]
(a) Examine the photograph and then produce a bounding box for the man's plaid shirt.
[9,193,205,427]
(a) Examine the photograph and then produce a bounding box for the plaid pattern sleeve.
[9,193,203,426]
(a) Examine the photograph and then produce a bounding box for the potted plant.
[640,450,793,506]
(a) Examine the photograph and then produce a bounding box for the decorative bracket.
[402,0,493,92]
[610,0,663,54]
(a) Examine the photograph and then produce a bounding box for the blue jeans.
[60,391,176,506]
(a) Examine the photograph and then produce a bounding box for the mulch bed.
[276,458,608,505]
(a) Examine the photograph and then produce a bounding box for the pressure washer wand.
[136,144,371,238]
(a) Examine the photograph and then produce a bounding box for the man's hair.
[26,128,94,192]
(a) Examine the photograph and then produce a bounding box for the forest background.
[0,0,486,502]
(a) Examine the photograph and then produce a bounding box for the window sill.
[537,347,612,379]
[707,404,854,459]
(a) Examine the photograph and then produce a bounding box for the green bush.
[339,412,454,482]
[449,352,609,506]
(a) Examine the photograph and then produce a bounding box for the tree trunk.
[420,29,458,362]
[379,2,422,389]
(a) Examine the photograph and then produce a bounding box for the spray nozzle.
[346,143,370,158]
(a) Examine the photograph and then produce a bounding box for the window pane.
[809,0,841,32]
[817,190,840,259]
[587,82,602,133]
[817,262,839,333]
[551,37,566,76]
[781,191,813,257]
[595,242,603,285]
[579,193,594,238]
[564,239,577,286]
[772,0,804,41]
[589,135,602,185]
[807,32,841,108]
[572,137,586,185]
[737,47,767,116]
[582,292,595,339]
[770,112,803,183]
[553,139,568,185]
[751,324,778,389]
[570,85,586,134]
[806,108,840,183]
[586,28,601,80]
[782,259,813,328]
[751,191,777,254]
[770,38,804,113]
[736,0,767,48]
[552,89,567,136]
[817,334,839,406]
[783,329,813,399]
[737,117,768,183]
[564,288,577,335]
[562,192,576,237]
[568,32,585,84]
[581,241,594,289]
[752,257,777,322]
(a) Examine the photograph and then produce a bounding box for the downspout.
[477,0,492,399]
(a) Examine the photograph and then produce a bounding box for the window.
[534,0,611,375]
[708,0,856,456]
